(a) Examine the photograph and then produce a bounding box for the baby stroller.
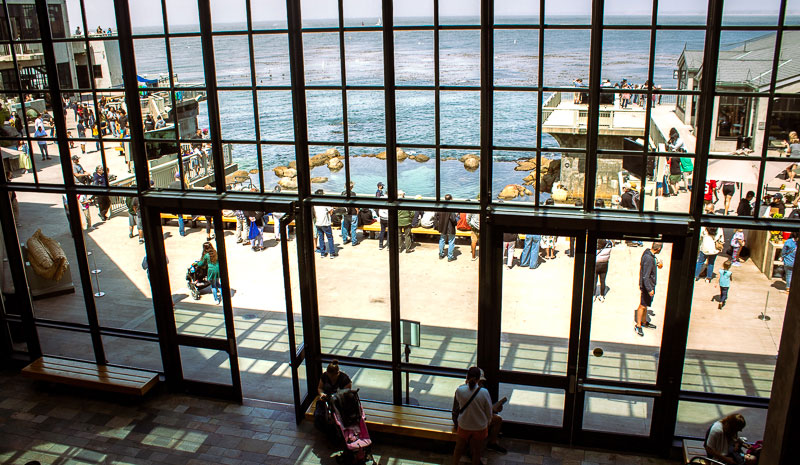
[186,260,210,300]
[327,389,374,464]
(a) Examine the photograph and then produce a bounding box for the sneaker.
[129,233,134,238]
[634,326,644,337]
[471,256,478,261]
[598,296,605,302]
[718,302,723,309]
[330,254,338,259]
[487,443,507,454]
[439,254,445,260]
[732,262,742,267]
[236,239,243,244]
[448,257,456,262]
[320,254,328,258]
[643,322,657,329]
[406,249,414,254]
[242,241,250,246]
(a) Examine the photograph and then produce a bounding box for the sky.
[66,0,797,29]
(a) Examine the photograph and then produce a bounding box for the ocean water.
[132,16,770,198]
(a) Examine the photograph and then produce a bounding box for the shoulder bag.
[451,386,483,428]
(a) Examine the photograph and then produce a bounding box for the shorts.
[640,289,653,307]
[669,174,682,184]
[457,426,488,442]
[722,185,735,196]
[470,230,479,246]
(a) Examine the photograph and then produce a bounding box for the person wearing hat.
[71,155,91,184]
[375,182,384,198]
[768,193,786,217]
[452,367,494,465]
[620,182,638,210]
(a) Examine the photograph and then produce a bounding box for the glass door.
[571,232,686,451]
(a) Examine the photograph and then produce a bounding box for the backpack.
[456,213,471,231]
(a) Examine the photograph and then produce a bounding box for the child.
[730,229,745,265]
[718,260,732,309]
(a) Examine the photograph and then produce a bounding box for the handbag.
[451,386,483,428]
[715,240,724,252]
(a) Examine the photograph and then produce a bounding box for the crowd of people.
[572,78,664,108]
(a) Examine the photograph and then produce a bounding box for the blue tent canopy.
[137,75,158,84]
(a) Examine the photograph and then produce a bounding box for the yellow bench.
[307,397,458,442]
[360,222,472,238]
[22,356,159,396]
[160,213,294,228]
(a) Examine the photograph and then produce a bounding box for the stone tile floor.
[0,371,679,465]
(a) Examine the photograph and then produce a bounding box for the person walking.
[34,125,49,160]
[695,227,724,283]
[451,367,493,465]
[634,242,662,337]
[730,229,745,265]
[717,260,733,309]
[782,232,797,294]
[594,238,612,301]
[377,204,389,250]
[199,242,221,304]
[313,199,336,258]
[246,210,265,251]
[234,209,248,244]
[92,165,111,221]
[519,233,542,269]
[541,235,556,260]
[436,195,458,262]
[502,233,516,269]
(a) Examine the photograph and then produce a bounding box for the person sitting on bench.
[705,414,757,465]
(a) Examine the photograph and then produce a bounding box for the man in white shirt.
[313,190,336,258]
[452,367,493,465]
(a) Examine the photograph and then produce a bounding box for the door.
[495,228,685,451]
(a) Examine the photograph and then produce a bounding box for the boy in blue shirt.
[718,260,733,309]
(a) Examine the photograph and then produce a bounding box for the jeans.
[317,225,334,256]
[520,235,541,268]
[695,252,718,279]
[210,276,221,303]
[235,218,246,240]
[379,220,389,248]
[786,266,794,290]
[342,214,357,245]
[178,215,185,236]
[38,143,48,159]
[399,225,412,251]
[594,261,608,296]
[439,233,456,259]
[719,286,729,303]
[252,228,263,248]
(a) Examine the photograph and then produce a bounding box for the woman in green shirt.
[200,242,221,304]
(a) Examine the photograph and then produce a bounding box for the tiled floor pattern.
[0,372,679,465]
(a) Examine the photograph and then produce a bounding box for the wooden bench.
[682,439,721,464]
[360,222,472,238]
[307,397,457,442]
[160,213,294,229]
[22,356,159,396]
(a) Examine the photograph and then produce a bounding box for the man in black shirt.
[621,183,639,210]
[736,191,755,216]
[634,242,662,337]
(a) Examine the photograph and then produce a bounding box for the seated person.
[705,414,757,465]
[314,360,352,431]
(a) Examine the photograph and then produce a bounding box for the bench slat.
[22,357,158,396]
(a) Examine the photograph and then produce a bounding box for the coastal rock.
[249,169,259,174]
[310,148,340,168]
[328,157,344,171]
[376,151,387,160]
[278,177,298,189]
[273,166,288,177]
[514,159,537,171]
[397,148,408,162]
[288,161,296,169]
[463,155,479,172]
[311,176,328,184]
[540,159,561,193]
[522,173,536,186]
[498,184,531,200]
[282,168,297,178]
[414,154,430,162]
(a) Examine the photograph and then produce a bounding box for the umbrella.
[706,158,794,185]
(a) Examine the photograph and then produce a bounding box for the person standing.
[398,196,413,253]
[782,232,797,294]
[234,209,247,244]
[704,179,719,209]
[78,194,92,230]
[736,191,755,216]
[467,212,480,261]
[620,183,638,210]
[246,210,265,251]
[34,125,49,160]
[17,141,31,174]
[635,242,662,337]
[695,227,724,283]
[594,238,612,302]
[720,181,736,215]
[541,235,556,260]
[340,190,358,246]
[730,229,745,265]
[375,182,384,197]
[313,200,336,258]
[451,367,493,465]
[436,195,458,261]
[92,165,111,221]
[717,260,733,309]
[199,242,221,304]
[377,204,389,250]
[502,233,516,269]
[680,157,694,193]
[519,233,542,269]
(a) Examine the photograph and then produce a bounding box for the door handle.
[577,382,662,398]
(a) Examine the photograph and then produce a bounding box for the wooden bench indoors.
[22,356,159,396]
[682,438,721,464]
[307,397,457,442]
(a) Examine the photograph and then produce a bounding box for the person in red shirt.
[704,180,719,209]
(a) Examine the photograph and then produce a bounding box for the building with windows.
[0,1,799,464]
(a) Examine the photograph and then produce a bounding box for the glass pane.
[134,38,170,86]
[38,327,94,360]
[675,401,766,440]
[543,29,590,87]
[129,0,164,34]
[405,373,463,409]
[440,149,480,201]
[102,335,163,373]
[347,90,385,144]
[761,162,799,220]
[345,32,383,86]
[544,0,590,24]
[397,148,435,199]
[682,228,789,397]
[704,159,761,217]
[498,383,564,427]
[493,29,538,87]
[258,90,294,141]
[603,0,651,25]
[166,0,200,33]
[722,0,781,26]
[303,33,340,85]
[555,153,585,206]
[582,393,653,436]
[4,140,37,184]
[767,96,800,157]
[180,347,232,384]
[315,201,391,361]
[395,0,433,25]
[252,34,291,86]
[339,364,392,403]
[146,142,180,189]
[306,90,343,143]
[716,31,775,92]
[710,96,767,156]
[494,0,539,25]
[657,1,708,25]
[501,233,575,375]
[399,208,478,369]
[656,30,705,91]
[211,0,246,31]
[170,37,206,87]
[301,0,338,28]
[261,144,297,193]
[17,192,88,325]
[492,150,537,204]
[218,91,255,140]
[439,0,480,25]
[494,91,537,148]
[587,240,670,384]
[594,155,643,210]
[439,30,480,86]
[601,30,650,85]
[213,35,252,86]
[441,91,479,146]
[394,31,434,86]
[645,155,694,214]
[396,90,434,145]
[251,1,288,29]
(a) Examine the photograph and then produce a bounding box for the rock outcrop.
[310,177,328,184]
[310,148,340,168]
[414,153,430,162]
[327,157,344,171]
[498,184,533,200]
[461,153,480,172]
[278,177,298,189]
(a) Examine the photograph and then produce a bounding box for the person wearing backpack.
[467,212,480,261]
[451,367,493,465]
